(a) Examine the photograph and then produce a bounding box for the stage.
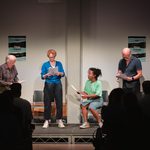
[32,123,98,144]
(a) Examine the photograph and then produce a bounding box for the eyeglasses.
[49,56,55,59]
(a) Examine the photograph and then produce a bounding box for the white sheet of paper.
[71,84,78,92]
[117,73,127,80]
[70,84,85,97]
[81,98,88,102]
[17,80,25,84]
[48,67,58,75]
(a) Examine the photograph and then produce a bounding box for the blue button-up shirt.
[41,61,65,84]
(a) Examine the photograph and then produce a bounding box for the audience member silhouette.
[140,80,150,149]
[101,88,125,150]
[0,90,23,150]
[140,80,150,118]
[142,80,150,95]
[122,92,143,150]
[10,83,34,150]
[95,88,147,150]
[142,80,150,116]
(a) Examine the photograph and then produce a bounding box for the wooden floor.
[33,144,94,150]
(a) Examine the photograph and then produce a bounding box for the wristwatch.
[132,76,134,81]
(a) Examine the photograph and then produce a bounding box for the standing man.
[116,48,142,94]
[0,55,19,93]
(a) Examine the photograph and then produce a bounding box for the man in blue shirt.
[116,48,143,94]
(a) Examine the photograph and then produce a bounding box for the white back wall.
[0,0,150,123]
[81,0,150,93]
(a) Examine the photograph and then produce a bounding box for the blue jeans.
[81,97,103,110]
[43,82,63,120]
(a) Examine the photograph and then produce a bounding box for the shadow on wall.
[61,76,67,103]
[101,80,111,92]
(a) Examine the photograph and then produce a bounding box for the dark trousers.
[123,80,140,96]
[43,82,63,120]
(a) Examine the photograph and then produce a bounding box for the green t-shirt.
[84,80,102,97]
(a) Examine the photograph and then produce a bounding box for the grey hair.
[6,55,16,63]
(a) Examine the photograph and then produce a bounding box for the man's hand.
[116,72,121,78]
[125,76,132,81]
[7,82,12,85]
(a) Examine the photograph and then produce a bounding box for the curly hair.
[47,49,57,58]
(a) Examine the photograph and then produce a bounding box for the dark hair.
[108,88,124,106]
[0,90,14,112]
[10,83,22,98]
[89,67,102,80]
[122,92,141,115]
[142,80,150,95]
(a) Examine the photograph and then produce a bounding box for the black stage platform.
[32,124,98,144]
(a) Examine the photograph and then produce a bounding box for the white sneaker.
[80,122,90,129]
[57,119,65,128]
[42,120,50,129]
